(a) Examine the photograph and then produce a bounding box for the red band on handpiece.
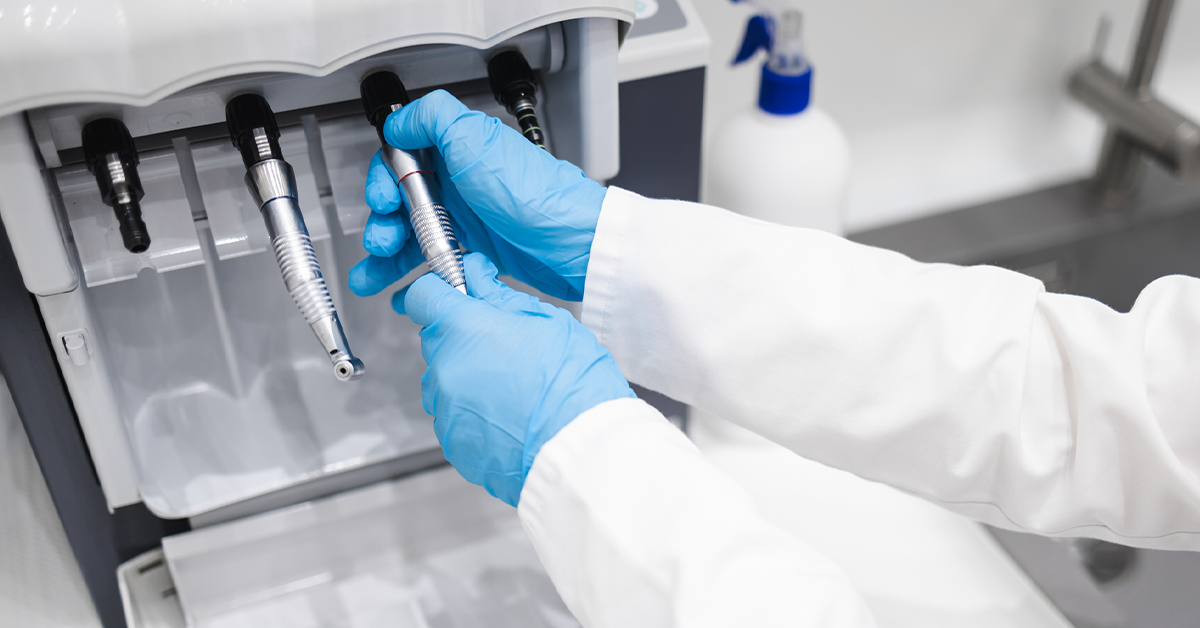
[397,170,432,184]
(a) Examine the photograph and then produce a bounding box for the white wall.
[694,0,1200,232]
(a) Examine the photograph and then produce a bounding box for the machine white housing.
[0,2,632,625]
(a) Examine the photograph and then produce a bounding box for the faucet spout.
[1068,0,1199,205]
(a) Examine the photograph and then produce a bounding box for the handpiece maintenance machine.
[0,2,637,626]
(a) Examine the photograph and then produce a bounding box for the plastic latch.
[733,15,773,65]
[60,330,91,367]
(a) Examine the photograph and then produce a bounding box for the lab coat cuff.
[581,186,643,347]
[517,396,659,526]
[515,396,676,623]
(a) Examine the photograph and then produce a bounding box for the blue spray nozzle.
[734,14,773,65]
[731,3,813,115]
[733,7,808,76]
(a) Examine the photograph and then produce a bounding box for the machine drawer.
[120,466,575,628]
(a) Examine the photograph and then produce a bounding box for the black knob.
[225,93,282,168]
[487,50,538,113]
[81,118,137,167]
[360,70,411,131]
[80,118,150,254]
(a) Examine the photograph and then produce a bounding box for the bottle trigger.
[733,14,773,65]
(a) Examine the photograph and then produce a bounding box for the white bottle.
[694,5,852,446]
[705,8,850,235]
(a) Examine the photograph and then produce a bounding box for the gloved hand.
[401,252,636,506]
[349,90,606,302]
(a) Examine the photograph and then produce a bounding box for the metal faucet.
[1069,0,1200,206]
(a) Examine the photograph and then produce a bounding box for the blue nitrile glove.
[348,89,607,302]
[399,252,636,506]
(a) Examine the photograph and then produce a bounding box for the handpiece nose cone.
[334,357,365,382]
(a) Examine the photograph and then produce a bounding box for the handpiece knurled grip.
[409,199,465,290]
[384,146,466,292]
[253,169,338,327]
[249,161,364,382]
[272,228,336,325]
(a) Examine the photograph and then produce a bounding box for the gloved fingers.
[390,282,413,316]
[403,271,474,328]
[362,209,410,258]
[384,90,504,176]
[498,250,585,303]
[364,150,402,215]
[424,151,531,285]
[383,89,471,150]
[347,243,425,297]
[461,251,506,300]
[432,415,525,507]
[425,151,567,295]
[383,90,603,304]
[429,151,489,253]
[462,252,547,315]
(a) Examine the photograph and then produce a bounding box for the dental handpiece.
[487,50,546,149]
[225,94,365,382]
[360,71,466,294]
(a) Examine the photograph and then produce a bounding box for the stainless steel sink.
[853,165,1200,312]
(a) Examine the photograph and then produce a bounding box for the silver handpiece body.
[240,125,365,382]
[379,135,466,293]
[227,94,363,382]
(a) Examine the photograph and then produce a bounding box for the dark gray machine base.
[853,163,1200,628]
[608,67,705,204]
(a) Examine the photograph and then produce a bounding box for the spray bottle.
[705,1,850,234]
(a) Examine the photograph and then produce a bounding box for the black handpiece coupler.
[81,118,151,254]
[487,50,547,149]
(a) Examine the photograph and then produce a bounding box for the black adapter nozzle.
[487,51,546,149]
[487,50,539,113]
[360,70,411,135]
[81,118,151,254]
[225,93,283,169]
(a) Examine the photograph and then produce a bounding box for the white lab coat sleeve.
[517,397,876,628]
[581,186,1200,551]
